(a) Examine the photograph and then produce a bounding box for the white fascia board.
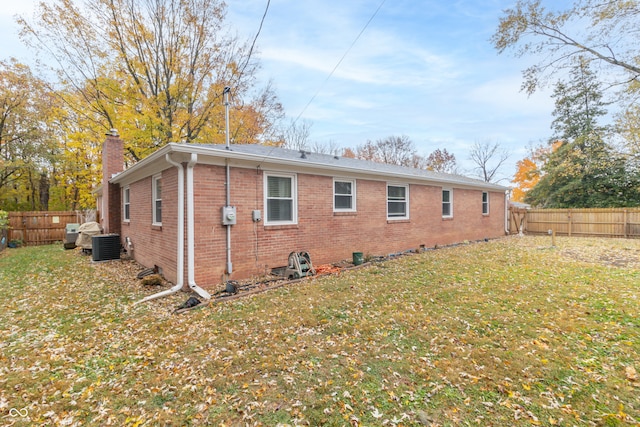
[188,145,508,191]
[109,144,175,186]
[111,143,508,192]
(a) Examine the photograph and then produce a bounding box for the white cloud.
[0,0,560,182]
[468,75,554,116]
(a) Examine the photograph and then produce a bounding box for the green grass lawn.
[0,236,638,426]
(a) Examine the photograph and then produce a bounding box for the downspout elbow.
[166,153,185,288]
[133,153,185,305]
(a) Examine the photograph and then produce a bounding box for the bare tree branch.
[468,140,510,182]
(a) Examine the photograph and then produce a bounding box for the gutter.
[134,153,186,305]
[111,143,508,193]
[176,144,508,191]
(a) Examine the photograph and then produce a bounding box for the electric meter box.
[221,206,237,225]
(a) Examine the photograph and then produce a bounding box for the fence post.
[568,209,572,237]
[624,209,628,238]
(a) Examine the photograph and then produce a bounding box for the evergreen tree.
[550,62,609,141]
[526,60,640,207]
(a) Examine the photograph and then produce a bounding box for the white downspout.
[505,190,510,234]
[187,153,212,300]
[224,87,233,275]
[225,159,233,274]
[134,153,185,305]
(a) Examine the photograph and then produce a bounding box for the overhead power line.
[250,0,387,167]
[238,0,271,78]
[292,0,387,126]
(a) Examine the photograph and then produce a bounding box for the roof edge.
[111,143,509,192]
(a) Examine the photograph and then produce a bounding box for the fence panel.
[7,211,89,246]
[509,207,527,234]
[518,207,640,239]
[525,209,569,235]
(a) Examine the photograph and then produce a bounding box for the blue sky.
[0,0,566,183]
[226,0,567,182]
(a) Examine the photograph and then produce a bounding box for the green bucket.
[352,252,364,266]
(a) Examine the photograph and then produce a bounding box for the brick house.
[99,132,509,291]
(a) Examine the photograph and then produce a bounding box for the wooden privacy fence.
[6,211,93,246]
[511,207,640,239]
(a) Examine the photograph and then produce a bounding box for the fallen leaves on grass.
[0,236,639,425]
[314,264,342,275]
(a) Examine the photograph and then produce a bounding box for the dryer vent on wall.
[92,234,121,261]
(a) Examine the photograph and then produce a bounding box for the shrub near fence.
[523,208,640,238]
[7,211,89,246]
[0,210,7,251]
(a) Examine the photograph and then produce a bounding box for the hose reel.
[284,251,315,280]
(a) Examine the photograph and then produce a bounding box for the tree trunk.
[39,172,49,211]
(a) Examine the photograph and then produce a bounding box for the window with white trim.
[152,174,162,225]
[387,184,409,219]
[482,191,489,215]
[123,186,130,222]
[265,173,297,225]
[334,179,356,212]
[442,188,453,218]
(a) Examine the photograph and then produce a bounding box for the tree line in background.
[0,0,496,212]
[3,0,640,211]
[1,0,284,211]
[281,123,504,180]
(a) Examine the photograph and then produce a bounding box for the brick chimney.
[101,129,124,235]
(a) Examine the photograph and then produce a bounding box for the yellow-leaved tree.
[18,0,283,165]
[47,90,105,210]
[0,59,58,211]
[511,141,562,203]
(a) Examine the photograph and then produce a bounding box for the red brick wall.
[101,134,124,235]
[191,165,506,287]
[121,169,179,284]
[123,163,506,289]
